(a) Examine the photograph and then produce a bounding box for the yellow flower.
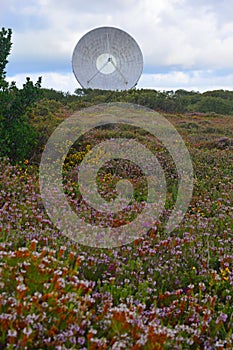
[24,159,29,165]
[220,267,230,281]
[103,173,113,183]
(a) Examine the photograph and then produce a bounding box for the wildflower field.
[0,107,233,349]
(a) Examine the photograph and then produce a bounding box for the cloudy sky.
[2,0,233,93]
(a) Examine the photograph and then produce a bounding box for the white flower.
[198,282,206,291]
[16,283,27,292]
[19,247,29,252]
[8,329,17,337]
[23,327,32,336]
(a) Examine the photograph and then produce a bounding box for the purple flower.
[78,337,85,345]
[216,312,228,324]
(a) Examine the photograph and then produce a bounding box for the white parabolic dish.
[72,26,143,91]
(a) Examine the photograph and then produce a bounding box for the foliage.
[0,27,12,90]
[40,87,233,116]
[189,96,232,114]
[0,28,42,163]
[0,25,233,348]
[71,88,233,115]
[0,111,232,348]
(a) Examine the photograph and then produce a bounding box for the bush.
[0,27,42,163]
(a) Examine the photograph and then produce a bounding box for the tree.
[191,96,232,115]
[0,27,42,163]
[0,27,12,90]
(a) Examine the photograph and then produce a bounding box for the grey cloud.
[3,0,233,91]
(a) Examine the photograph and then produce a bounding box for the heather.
[1,26,233,350]
[0,110,232,349]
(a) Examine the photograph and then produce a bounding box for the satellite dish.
[72,26,143,91]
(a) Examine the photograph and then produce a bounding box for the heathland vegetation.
[0,27,233,349]
[1,27,233,164]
